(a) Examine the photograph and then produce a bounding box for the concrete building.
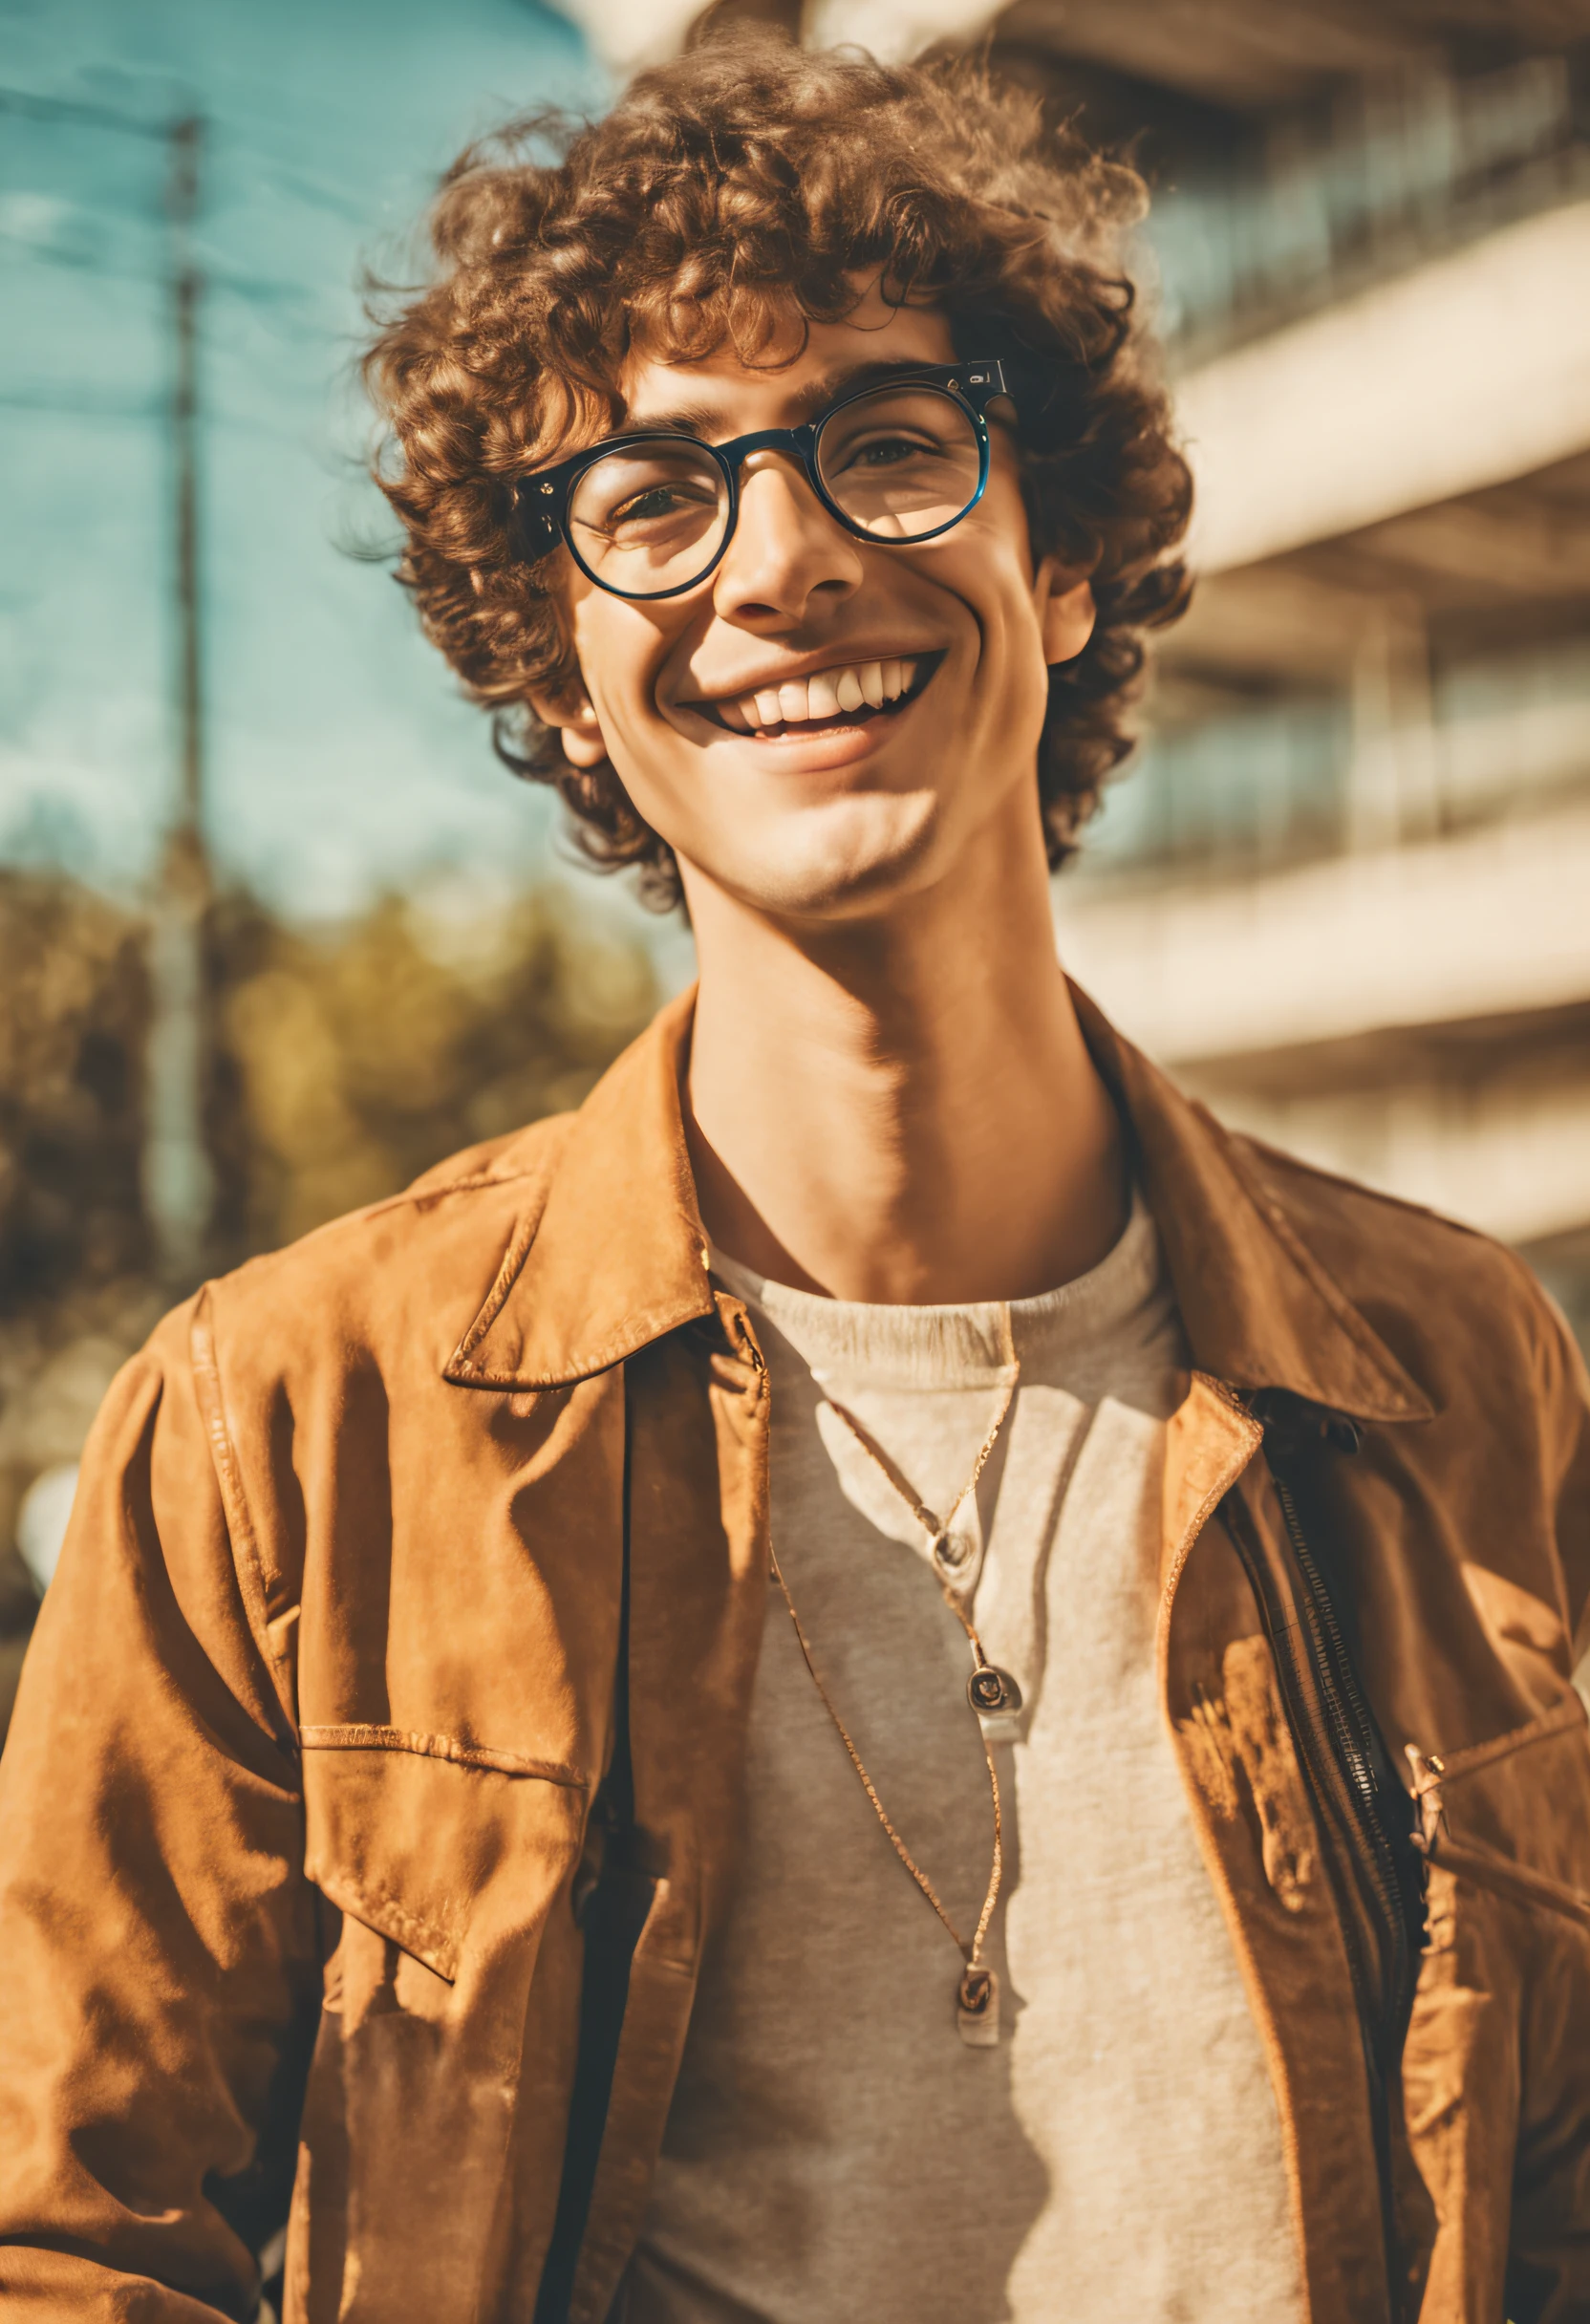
[560,0,1590,1351]
[1026,6,1590,1357]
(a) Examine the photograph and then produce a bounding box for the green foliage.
[0,865,660,1731]
[0,870,153,1315]
[206,878,658,1256]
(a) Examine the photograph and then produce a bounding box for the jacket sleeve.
[1504,1272,1590,2324]
[1541,1289,1590,1669]
[0,1296,319,2320]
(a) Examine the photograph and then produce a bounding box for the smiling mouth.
[691,652,942,739]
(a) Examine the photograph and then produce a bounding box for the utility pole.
[171,114,204,843]
[142,111,216,1285]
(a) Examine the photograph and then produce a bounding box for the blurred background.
[3,0,1589,1730]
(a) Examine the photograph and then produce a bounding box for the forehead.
[619,293,956,437]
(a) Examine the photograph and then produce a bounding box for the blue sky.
[0,0,630,923]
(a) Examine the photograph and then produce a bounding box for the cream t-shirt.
[627,1197,1304,2323]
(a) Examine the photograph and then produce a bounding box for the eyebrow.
[620,356,943,441]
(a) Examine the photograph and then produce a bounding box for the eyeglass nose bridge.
[711,419,824,485]
[711,423,846,548]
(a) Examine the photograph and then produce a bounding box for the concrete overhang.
[1177,200,1590,573]
[1057,796,1590,1065]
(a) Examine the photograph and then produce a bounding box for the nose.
[711,450,863,628]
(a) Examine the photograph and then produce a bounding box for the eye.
[610,482,708,525]
[831,427,957,471]
[853,432,939,468]
[826,424,961,482]
[570,445,724,544]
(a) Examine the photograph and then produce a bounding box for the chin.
[716,799,962,924]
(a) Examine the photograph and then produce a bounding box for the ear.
[527,673,608,769]
[1033,556,1096,667]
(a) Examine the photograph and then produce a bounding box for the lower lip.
[707,676,935,770]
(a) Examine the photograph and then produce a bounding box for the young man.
[2,39,1588,2324]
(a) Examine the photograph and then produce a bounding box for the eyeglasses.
[512,359,1010,602]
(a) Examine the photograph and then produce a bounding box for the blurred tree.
[0,870,153,1310]
[206,880,658,1254]
[0,866,660,1734]
[0,869,162,1731]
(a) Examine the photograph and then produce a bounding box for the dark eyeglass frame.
[511,358,1011,601]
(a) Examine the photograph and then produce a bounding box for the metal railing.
[1151,54,1589,362]
[1082,636,1590,884]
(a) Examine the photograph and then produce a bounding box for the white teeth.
[716,656,923,728]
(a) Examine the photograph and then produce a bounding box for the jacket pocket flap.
[1427,1832,1590,1932]
[302,1728,588,1982]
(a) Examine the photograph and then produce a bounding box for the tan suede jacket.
[2,989,1589,2324]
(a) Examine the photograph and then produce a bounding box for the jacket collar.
[1070,987,1430,1424]
[447,982,1431,1424]
[445,987,714,1391]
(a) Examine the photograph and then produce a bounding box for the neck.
[683,824,1127,1304]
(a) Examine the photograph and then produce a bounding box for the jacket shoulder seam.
[1236,1128,1567,1357]
[1231,1126,1492,1242]
[189,1288,299,1737]
[1214,1123,1435,1415]
[363,1157,551,1218]
[382,1114,578,1215]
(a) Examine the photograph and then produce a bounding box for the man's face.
[537,288,1091,924]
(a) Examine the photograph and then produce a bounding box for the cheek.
[566,598,628,723]
[943,539,1046,697]
[931,486,1040,651]
[565,591,676,734]
[973,454,1037,569]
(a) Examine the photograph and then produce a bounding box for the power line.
[0,81,171,140]
[0,387,162,419]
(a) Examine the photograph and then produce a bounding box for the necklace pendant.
[931,1525,973,1578]
[956,1962,999,2048]
[967,1663,1021,1715]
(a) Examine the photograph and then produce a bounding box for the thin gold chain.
[769,1539,1005,1967]
[825,1361,1017,1556]
[771,1318,1019,1973]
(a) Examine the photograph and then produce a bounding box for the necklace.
[767,1319,1022,2047]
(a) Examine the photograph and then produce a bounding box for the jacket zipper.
[1266,1456,1415,2064]
[1223,1405,1426,2316]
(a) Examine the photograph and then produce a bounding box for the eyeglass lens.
[565,384,981,596]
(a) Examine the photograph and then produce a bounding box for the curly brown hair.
[364,37,1192,912]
